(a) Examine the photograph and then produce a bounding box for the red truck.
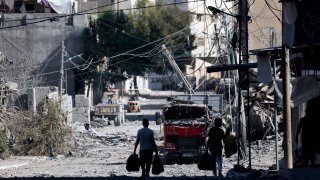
[160,101,212,164]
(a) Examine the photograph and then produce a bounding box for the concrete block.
[72,107,90,124]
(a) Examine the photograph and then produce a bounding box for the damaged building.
[0,0,99,104]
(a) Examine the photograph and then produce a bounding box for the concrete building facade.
[0,0,97,97]
[248,1,282,52]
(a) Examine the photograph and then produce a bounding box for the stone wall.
[27,87,73,123]
[73,94,90,124]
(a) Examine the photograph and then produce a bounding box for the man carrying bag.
[134,119,158,177]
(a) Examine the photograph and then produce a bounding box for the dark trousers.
[139,149,153,177]
[302,146,316,167]
[210,148,223,176]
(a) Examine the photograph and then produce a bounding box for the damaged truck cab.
[161,102,212,164]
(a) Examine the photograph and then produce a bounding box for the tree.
[81,0,194,95]
[127,0,195,73]
[80,11,131,96]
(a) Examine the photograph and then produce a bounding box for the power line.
[264,0,281,22]
[0,1,200,30]
[97,20,148,43]
[1,1,203,68]
[248,0,256,9]
[6,22,211,84]
[2,2,217,85]
[266,0,281,12]
[84,8,220,77]
[65,47,93,71]
[9,47,210,86]
[96,2,204,43]
[4,21,200,83]
[2,16,199,85]
[249,12,271,47]
[107,22,200,60]
[222,0,239,15]
[3,0,129,23]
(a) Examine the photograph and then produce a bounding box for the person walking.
[207,118,225,177]
[134,118,158,177]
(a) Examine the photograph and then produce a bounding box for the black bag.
[224,135,237,158]
[126,153,140,172]
[152,154,164,175]
[198,152,213,170]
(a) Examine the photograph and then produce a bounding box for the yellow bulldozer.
[127,89,141,113]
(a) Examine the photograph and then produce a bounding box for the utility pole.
[60,41,64,97]
[272,57,279,170]
[239,0,249,64]
[237,0,250,169]
[281,1,293,169]
[161,45,195,94]
[283,47,293,169]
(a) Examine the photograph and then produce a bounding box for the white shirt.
[137,127,155,151]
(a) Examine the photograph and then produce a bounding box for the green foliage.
[0,128,8,159]
[130,1,194,71]
[13,101,72,156]
[82,0,194,78]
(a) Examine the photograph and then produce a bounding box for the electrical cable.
[264,0,281,23]
[20,47,218,90]
[10,47,204,86]
[107,21,201,60]
[0,32,32,59]
[66,50,93,71]
[29,25,192,79]
[36,48,62,78]
[3,2,214,86]
[97,20,148,43]
[1,0,200,27]
[248,0,256,10]
[250,4,270,20]
[249,12,271,47]
[1,3,205,71]
[3,0,129,23]
[266,0,281,12]
[222,0,238,15]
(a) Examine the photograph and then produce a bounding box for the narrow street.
[0,91,288,179]
[0,1,320,180]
